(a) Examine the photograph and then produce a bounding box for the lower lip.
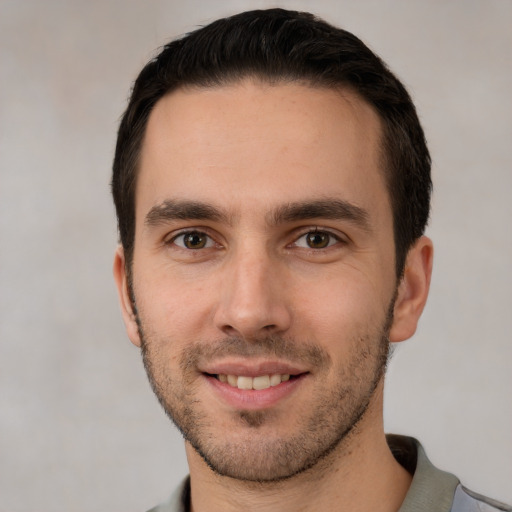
[204,374,307,410]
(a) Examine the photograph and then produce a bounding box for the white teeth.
[270,374,282,386]
[237,376,253,390]
[252,375,270,390]
[218,373,293,390]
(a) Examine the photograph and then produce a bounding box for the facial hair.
[136,303,393,483]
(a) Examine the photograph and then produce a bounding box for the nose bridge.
[214,240,291,338]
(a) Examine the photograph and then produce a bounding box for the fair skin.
[114,80,433,512]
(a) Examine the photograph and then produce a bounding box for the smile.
[203,368,308,409]
[217,373,291,390]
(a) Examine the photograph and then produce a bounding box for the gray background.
[1,1,511,511]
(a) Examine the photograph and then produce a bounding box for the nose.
[213,247,292,339]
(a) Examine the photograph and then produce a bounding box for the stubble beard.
[136,304,393,483]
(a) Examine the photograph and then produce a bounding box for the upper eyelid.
[292,226,346,241]
[165,227,215,241]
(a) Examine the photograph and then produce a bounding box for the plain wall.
[1,1,511,511]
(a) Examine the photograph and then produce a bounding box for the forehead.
[137,80,389,222]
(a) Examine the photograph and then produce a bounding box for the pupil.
[307,232,328,248]
[185,232,205,249]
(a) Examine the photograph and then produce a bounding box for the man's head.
[112,9,433,483]
[112,8,431,278]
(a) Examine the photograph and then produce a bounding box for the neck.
[185,385,412,512]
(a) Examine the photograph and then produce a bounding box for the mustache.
[177,335,332,371]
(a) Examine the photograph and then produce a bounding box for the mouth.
[199,359,310,409]
[201,366,308,410]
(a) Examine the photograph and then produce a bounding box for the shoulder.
[387,435,511,512]
[451,485,512,512]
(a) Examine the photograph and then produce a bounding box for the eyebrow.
[144,198,371,231]
[144,200,231,227]
[268,199,371,231]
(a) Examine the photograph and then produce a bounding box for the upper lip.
[199,359,309,377]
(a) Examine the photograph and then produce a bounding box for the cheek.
[133,267,215,341]
[290,270,389,341]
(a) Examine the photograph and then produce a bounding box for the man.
[111,8,511,512]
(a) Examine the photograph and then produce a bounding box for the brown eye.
[306,232,331,249]
[294,230,339,249]
[173,231,212,249]
[184,232,206,249]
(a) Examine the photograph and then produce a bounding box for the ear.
[389,236,433,343]
[113,245,142,347]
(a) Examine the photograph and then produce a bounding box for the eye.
[294,230,339,249]
[171,231,214,250]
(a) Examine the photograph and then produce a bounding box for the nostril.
[220,324,238,336]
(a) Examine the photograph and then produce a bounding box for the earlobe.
[113,246,142,347]
[389,236,433,343]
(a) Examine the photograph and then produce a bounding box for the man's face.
[116,80,408,481]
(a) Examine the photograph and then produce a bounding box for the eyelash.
[167,230,218,250]
[291,228,344,250]
[166,228,345,251]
